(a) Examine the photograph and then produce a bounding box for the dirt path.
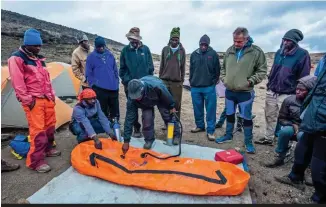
[1,81,314,204]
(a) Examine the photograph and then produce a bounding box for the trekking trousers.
[162,80,183,119]
[22,98,56,170]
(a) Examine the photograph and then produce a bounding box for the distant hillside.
[1,9,323,74]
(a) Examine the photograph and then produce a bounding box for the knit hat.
[76,33,89,43]
[23,28,43,46]
[170,27,180,39]
[126,27,142,41]
[297,75,317,91]
[78,88,97,102]
[199,34,210,45]
[94,36,106,48]
[283,29,304,44]
[128,79,144,100]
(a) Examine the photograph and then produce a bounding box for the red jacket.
[8,47,55,106]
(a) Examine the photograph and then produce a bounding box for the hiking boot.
[215,121,234,143]
[1,159,20,172]
[254,137,274,146]
[207,133,216,141]
[263,156,285,168]
[36,164,51,173]
[274,175,305,191]
[46,149,61,157]
[190,127,205,133]
[143,141,154,149]
[133,128,142,138]
[244,126,256,154]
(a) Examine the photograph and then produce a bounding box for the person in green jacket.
[159,27,186,121]
[119,27,154,138]
[215,27,267,154]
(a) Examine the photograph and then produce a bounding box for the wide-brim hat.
[126,27,142,41]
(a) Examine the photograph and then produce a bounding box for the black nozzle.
[140,153,147,158]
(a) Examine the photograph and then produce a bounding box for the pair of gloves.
[92,132,117,150]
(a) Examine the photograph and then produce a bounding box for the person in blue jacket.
[314,54,326,77]
[121,76,179,154]
[86,36,120,122]
[70,88,117,149]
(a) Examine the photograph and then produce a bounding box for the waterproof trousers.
[124,85,141,131]
[162,80,183,119]
[22,98,56,170]
[70,118,106,143]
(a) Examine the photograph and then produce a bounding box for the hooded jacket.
[266,44,311,95]
[278,75,317,126]
[7,46,55,106]
[220,37,267,92]
[300,63,326,135]
[119,43,154,86]
[314,54,326,77]
[72,100,112,138]
[123,76,175,142]
[189,36,220,87]
[159,43,186,82]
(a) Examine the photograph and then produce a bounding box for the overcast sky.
[2,0,326,54]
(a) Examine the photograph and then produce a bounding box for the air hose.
[140,112,183,160]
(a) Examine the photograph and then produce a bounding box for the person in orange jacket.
[7,28,61,173]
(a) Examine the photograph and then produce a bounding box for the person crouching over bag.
[69,88,117,149]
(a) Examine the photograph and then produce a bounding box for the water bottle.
[113,118,122,142]
[166,115,176,146]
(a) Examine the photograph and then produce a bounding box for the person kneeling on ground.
[70,88,117,149]
[121,76,180,154]
[263,75,317,168]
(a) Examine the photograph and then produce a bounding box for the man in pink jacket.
[8,28,61,173]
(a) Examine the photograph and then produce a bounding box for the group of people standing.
[4,25,326,204]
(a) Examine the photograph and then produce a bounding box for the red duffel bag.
[215,149,244,165]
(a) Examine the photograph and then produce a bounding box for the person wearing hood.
[70,88,117,149]
[121,76,179,154]
[216,27,267,154]
[119,27,154,138]
[263,75,317,168]
[274,62,326,204]
[159,27,186,121]
[85,36,120,122]
[189,34,221,141]
[256,29,311,146]
[7,28,61,173]
[71,33,94,89]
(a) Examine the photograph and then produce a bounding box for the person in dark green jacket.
[119,27,154,138]
[215,27,267,154]
[189,34,221,141]
[121,76,179,154]
[159,27,186,120]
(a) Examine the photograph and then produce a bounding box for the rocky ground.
[1,9,324,204]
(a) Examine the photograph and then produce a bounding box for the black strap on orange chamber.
[89,153,227,185]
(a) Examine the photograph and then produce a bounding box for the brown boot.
[1,159,20,172]
[190,127,205,133]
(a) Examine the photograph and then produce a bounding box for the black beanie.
[283,29,304,44]
[199,34,210,45]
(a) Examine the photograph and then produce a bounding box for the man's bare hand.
[122,143,129,155]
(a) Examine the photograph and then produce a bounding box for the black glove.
[109,132,118,141]
[28,99,36,110]
[93,136,102,150]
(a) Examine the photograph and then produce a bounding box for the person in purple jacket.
[86,36,120,122]
[256,29,311,146]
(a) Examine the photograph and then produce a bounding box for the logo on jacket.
[141,53,145,56]
[208,56,212,59]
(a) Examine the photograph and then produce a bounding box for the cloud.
[2,0,326,54]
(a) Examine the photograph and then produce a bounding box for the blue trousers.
[71,118,105,143]
[191,85,217,134]
[225,89,255,125]
[142,105,180,143]
[288,132,326,203]
[275,125,303,157]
